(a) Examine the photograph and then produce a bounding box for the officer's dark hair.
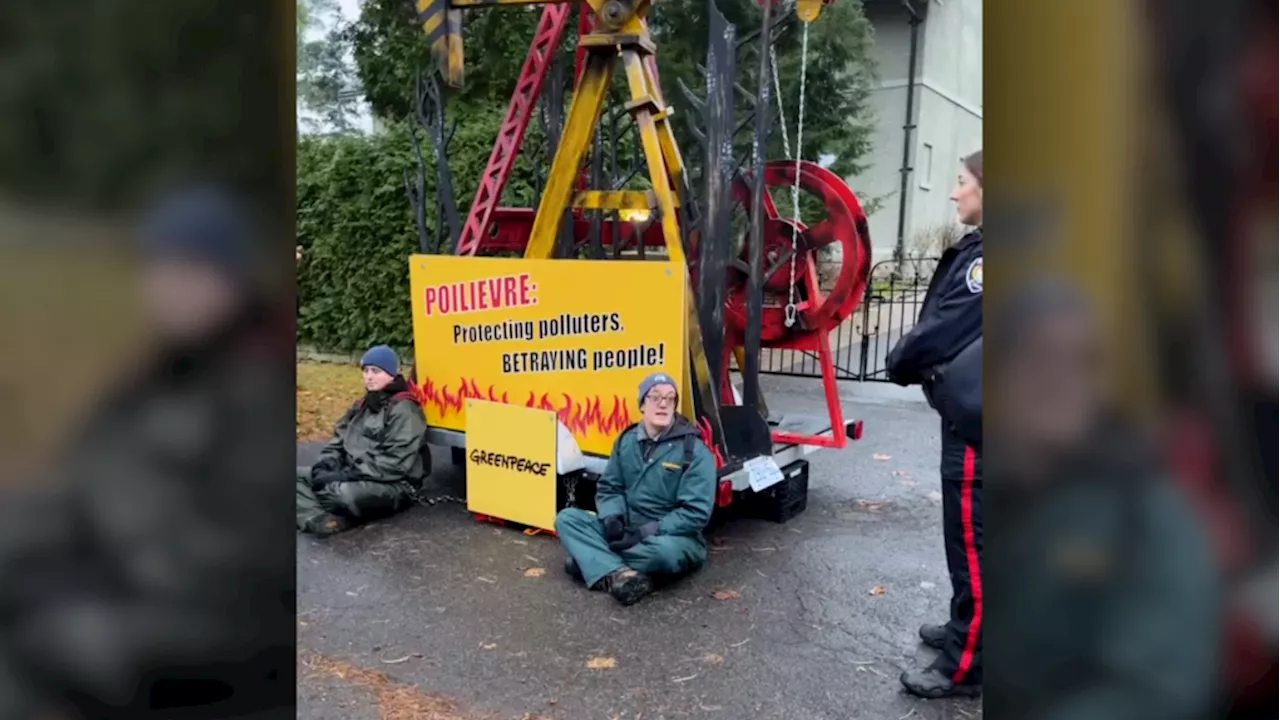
[962,150,983,186]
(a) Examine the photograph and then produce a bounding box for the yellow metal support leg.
[618,49,723,433]
[619,48,683,265]
[524,50,614,260]
[519,24,726,447]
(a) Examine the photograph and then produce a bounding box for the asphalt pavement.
[297,376,982,720]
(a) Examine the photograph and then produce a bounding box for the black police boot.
[900,668,981,699]
[605,568,653,606]
[564,555,584,583]
[918,623,946,650]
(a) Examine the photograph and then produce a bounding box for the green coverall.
[985,471,1222,720]
[296,385,428,530]
[555,416,717,588]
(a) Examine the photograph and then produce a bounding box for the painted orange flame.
[411,378,634,438]
[411,377,493,414]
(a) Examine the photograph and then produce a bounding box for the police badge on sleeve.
[965,257,983,294]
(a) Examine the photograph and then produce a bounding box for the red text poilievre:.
[424,273,537,316]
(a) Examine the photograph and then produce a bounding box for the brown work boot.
[307,513,351,538]
[605,568,653,606]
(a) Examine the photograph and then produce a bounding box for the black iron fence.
[759,257,938,382]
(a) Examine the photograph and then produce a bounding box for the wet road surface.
[298,377,982,720]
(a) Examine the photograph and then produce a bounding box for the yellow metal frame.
[516,5,722,424]
[415,0,833,433]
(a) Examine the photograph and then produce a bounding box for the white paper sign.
[745,455,785,493]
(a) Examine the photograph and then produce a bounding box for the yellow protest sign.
[409,256,687,456]
[464,399,559,531]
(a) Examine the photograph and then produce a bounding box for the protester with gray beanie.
[554,371,717,606]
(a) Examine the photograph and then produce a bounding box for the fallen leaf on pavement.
[869,585,887,596]
[523,568,546,577]
[857,499,885,511]
[701,653,724,665]
[479,643,497,650]
[873,453,892,461]
[586,656,617,670]
[711,590,741,601]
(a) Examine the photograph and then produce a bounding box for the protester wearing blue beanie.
[299,342,426,538]
[139,185,254,285]
[360,345,400,378]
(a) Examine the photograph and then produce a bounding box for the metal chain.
[784,20,811,328]
[414,491,466,506]
[769,44,791,160]
[411,474,580,508]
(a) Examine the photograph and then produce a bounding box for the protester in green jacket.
[982,283,1221,718]
[555,372,717,606]
[297,345,428,537]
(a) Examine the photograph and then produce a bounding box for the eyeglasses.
[645,393,678,407]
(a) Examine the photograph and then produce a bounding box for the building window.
[919,142,934,190]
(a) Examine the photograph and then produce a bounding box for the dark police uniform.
[887,228,984,687]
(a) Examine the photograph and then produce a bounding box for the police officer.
[886,150,984,698]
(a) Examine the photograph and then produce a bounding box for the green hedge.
[296,111,547,354]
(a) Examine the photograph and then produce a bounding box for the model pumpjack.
[410,0,871,472]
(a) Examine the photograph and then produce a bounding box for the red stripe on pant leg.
[953,446,983,684]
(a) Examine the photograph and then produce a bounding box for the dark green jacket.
[319,380,428,484]
[988,463,1221,719]
[596,415,716,540]
[0,306,295,717]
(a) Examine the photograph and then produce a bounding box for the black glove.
[886,362,917,387]
[313,455,342,473]
[309,465,349,490]
[608,522,659,553]
[600,514,625,543]
[885,348,920,387]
